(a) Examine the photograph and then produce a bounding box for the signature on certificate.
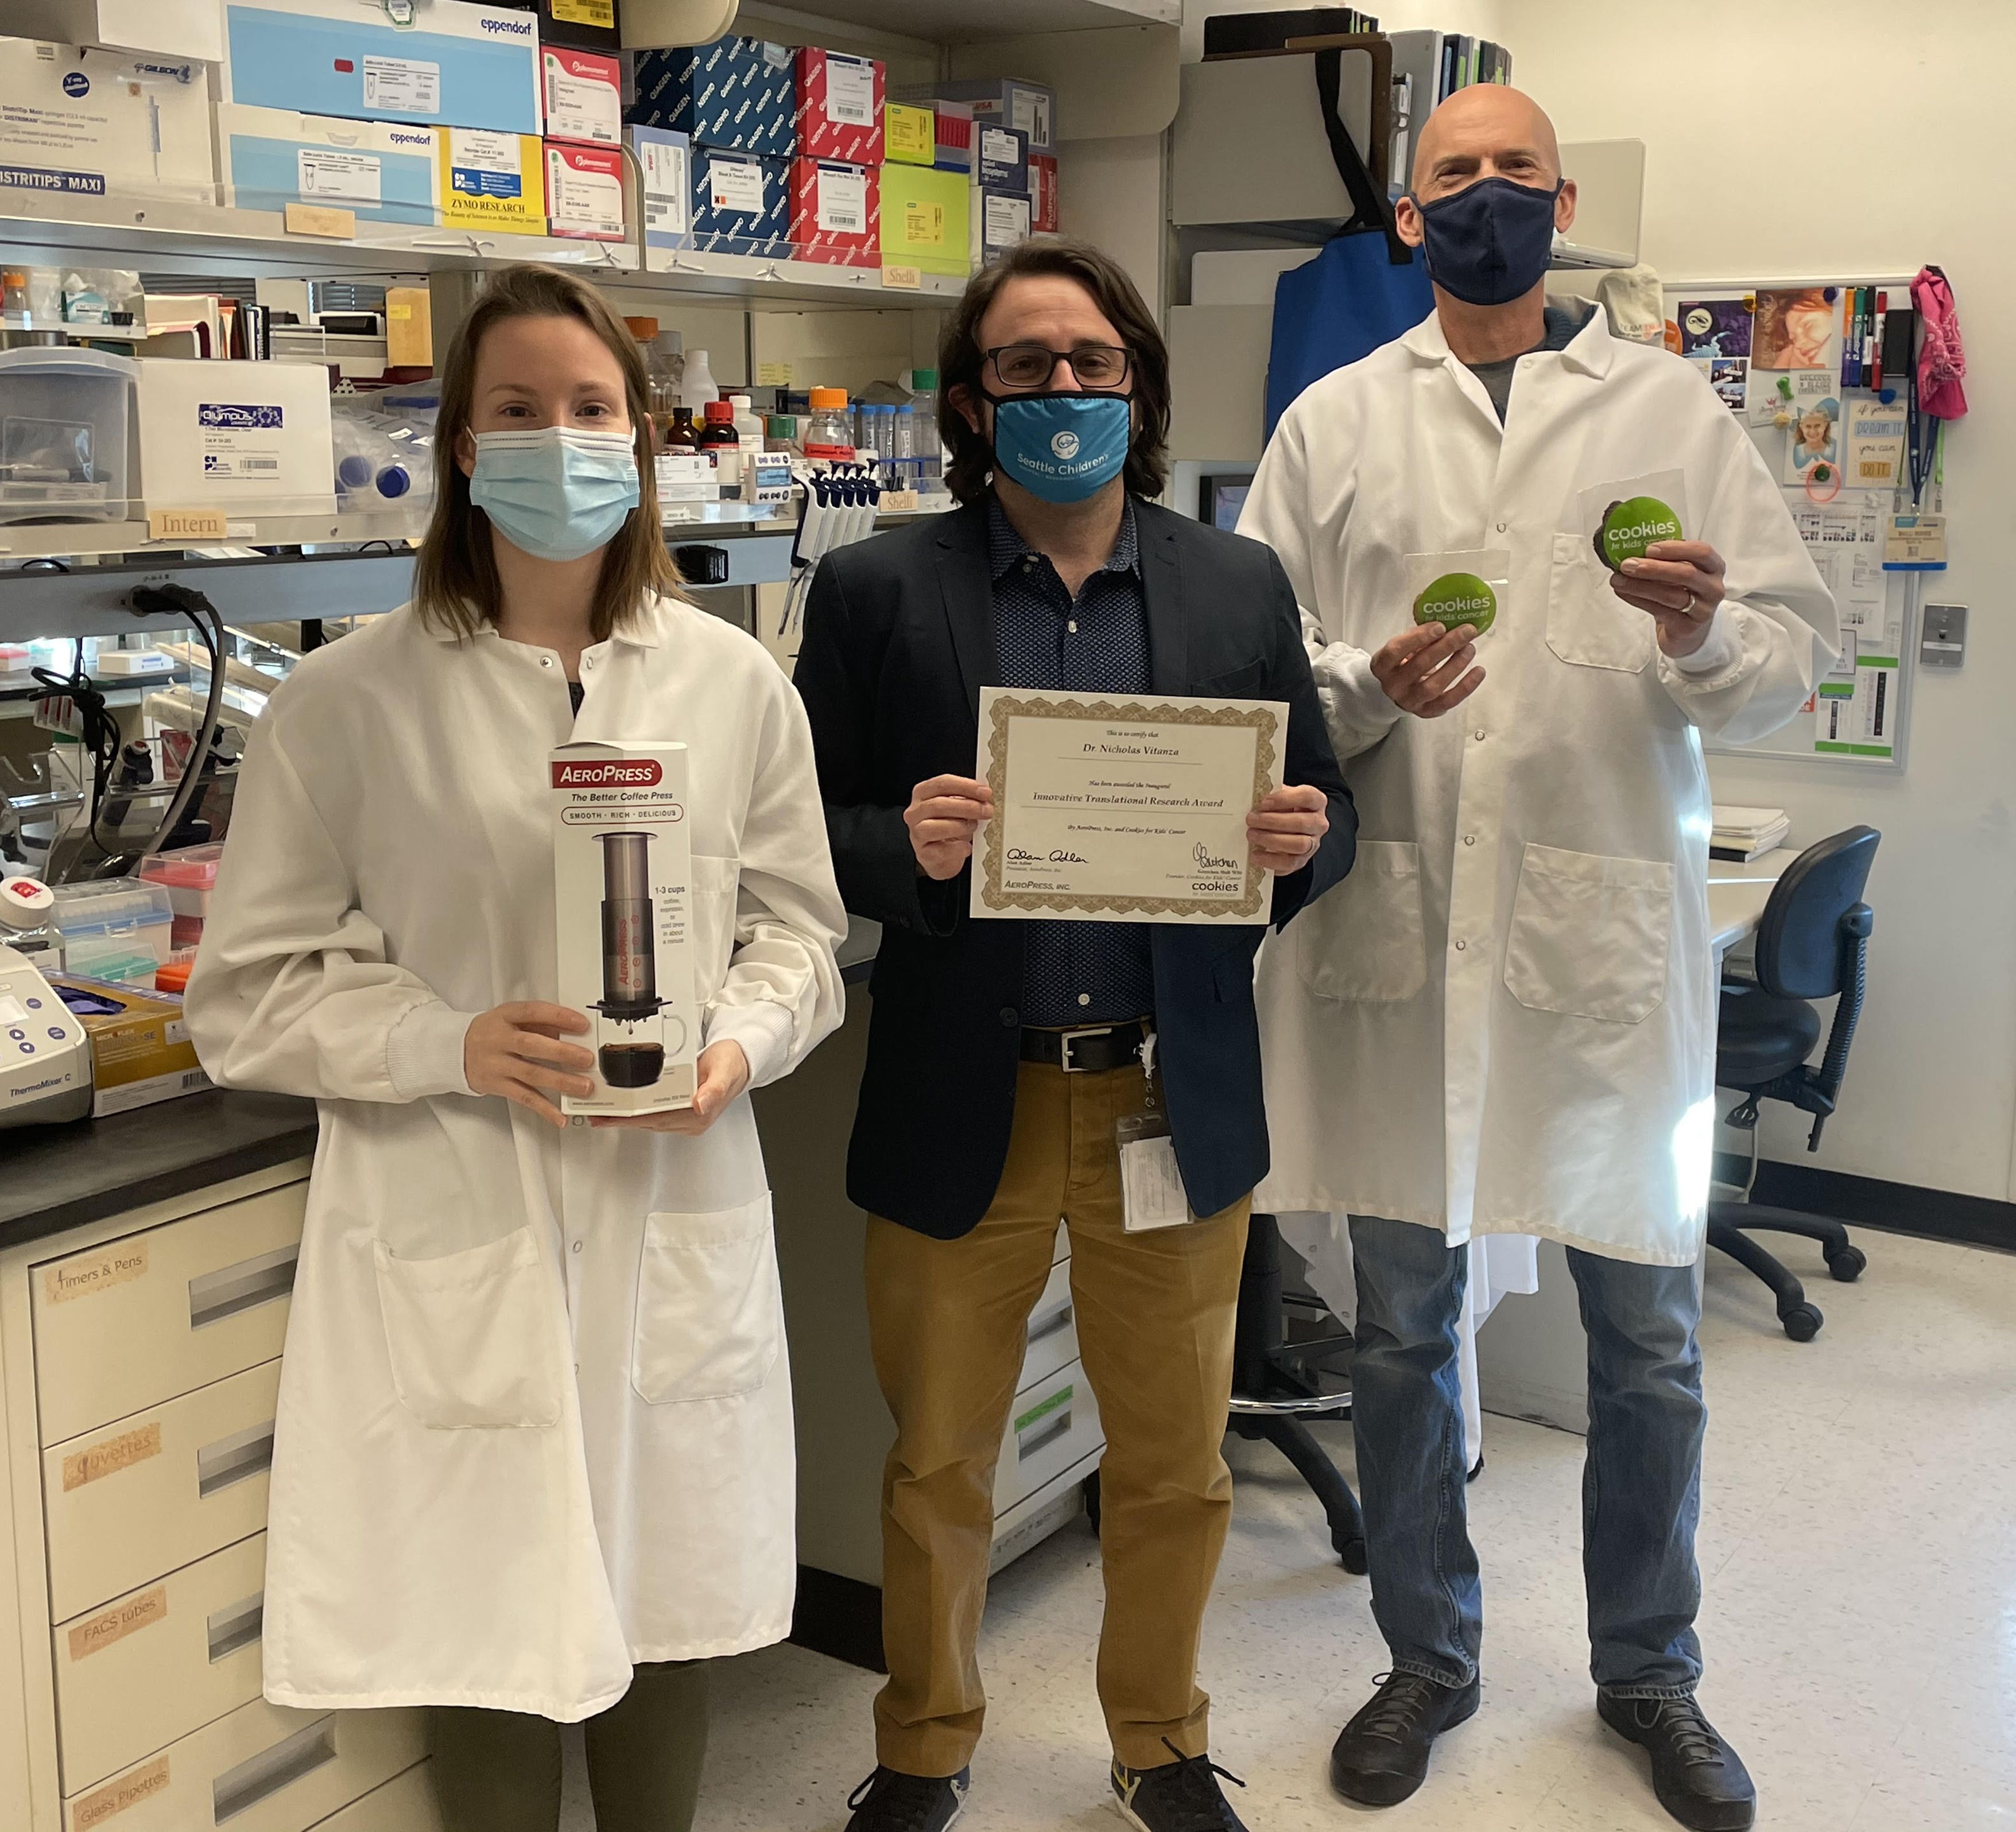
[1010,847,1091,865]
[1193,842,1239,873]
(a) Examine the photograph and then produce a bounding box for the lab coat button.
[571,1240,583,1253]
[999,1006,1019,1027]
[1495,522,1507,533]
[1464,835,1476,847]
[1455,939,1467,952]
[1474,728,1487,742]
[540,656,553,668]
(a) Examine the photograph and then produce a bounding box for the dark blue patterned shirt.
[988,494,1157,1028]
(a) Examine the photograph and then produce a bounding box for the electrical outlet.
[1920,603,1967,670]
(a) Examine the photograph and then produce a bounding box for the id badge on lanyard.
[1117,1031,1193,1232]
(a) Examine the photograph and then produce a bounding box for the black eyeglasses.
[984,343,1133,390]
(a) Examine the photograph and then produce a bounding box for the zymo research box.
[552,743,699,1116]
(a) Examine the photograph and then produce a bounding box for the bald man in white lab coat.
[1240,88,1836,1831]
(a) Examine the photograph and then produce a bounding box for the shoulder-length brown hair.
[412,262,682,641]
[938,238,1170,507]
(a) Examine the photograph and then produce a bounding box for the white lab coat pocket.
[631,1194,782,1404]
[688,855,740,1006]
[1547,531,1654,673]
[1296,840,1428,1003]
[374,1227,563,1429]
[1503,843,1673,1024]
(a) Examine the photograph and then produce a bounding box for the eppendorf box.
[552,742,698,1116]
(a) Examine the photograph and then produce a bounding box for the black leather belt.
[1020,1018,1152,1074]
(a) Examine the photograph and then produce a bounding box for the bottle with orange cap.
[804,387,855,461]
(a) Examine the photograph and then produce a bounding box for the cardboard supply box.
[552,743,698,1116]
[972,121,1028,193]
[793,46,881,165]
[629,36,794,158]
[789,157,879,267]
[216,103,439,224]
[525,0,621,54]
[921,99,971,172]
[629,124,693,254]
[137,358,336,517]
[883,99,933,166]
[898,75,1056,154]
[50,975,210,1118]
[881,161,970,276]
[690,147,789,257]
[972,183,1032,267]
[437,126,545,234]
[8,0,222,61]
[541,46,621,147]
[546,138,624,239]
[220,0,541,136]
[1028,150,1058,233]
[0,39,214,203]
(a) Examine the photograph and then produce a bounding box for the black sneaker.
[1329,1670,1480,1806]
[1111,1740,1249,1831]
[1598,1693,1756,1832]
[844,1765,970,1832]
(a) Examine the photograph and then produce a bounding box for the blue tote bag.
[1263,47,1434,441]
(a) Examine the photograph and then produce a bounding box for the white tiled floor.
[562,1228,2016,1830]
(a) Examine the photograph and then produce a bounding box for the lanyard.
[1906,358,1941,510]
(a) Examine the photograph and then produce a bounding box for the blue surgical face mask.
[1408,176,1565,308]
[983,390,1131,503]
[468,426,639,562]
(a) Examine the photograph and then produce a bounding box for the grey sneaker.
[1110,1740,1249,1831]
[1598,1693,1756,1832]
[844,1765,970,1832]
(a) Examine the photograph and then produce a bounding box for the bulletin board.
[1662,273,1926,771]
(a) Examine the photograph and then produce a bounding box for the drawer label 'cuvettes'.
[42,1244,149,1306]
[62,1423,164,1493]
[67,1585,168,1662]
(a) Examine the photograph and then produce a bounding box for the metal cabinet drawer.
[33,1183,304,1446]
[994,1359,1102,1518]
[308,1763,441,1832]
[63,1697,426,1832]
[53,1531,268,1795]
[1018,1259,1077,1396]
[44,1359,281,1623]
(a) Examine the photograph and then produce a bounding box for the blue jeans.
[1348,1214,1705,1699]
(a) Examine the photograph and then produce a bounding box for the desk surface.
[1707,851,1792,956]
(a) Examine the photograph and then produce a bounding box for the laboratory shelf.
[635,247,971,305]
[750,0,1178,42]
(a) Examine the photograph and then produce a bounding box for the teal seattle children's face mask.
[468,426,640,562]
[983,390,1132,503]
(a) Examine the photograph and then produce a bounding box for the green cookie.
[1413,572,1498,634]
[1595,495,1683,570]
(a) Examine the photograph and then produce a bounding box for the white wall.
[1505,0,2016,1202]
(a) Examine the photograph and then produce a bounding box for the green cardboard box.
[879,163,971,275]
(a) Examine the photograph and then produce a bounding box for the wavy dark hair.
[413,262,683,642]
[938,238,1170,507]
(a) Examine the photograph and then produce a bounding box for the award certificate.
[972,687,1288,925]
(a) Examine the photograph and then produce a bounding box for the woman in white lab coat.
[185,263,846,1832]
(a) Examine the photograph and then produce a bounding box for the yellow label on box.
[905,201,945,247]
[284,201,356,239]
[68,1586,168,1663]
[881,167,970,274]
[63,1423,162,1493]
[74,1756,170,1830]
[43,1241,148,1306]
[147,508,228,542]
[438,130,546,236]
[885,101,935,165]
[552,0,615,21]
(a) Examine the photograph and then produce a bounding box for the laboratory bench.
[0,910,1092,1825]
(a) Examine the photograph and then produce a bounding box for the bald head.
[1409,85,1561,199]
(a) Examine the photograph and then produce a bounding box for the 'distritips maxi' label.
[1413,571,1498,634]
[1595,495,1682,570]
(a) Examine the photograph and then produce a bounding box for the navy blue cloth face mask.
[983,389,1132,502]
[1408,176,1565,308]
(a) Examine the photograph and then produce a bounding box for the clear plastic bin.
[0,347,138,525]
[52,876,173,982]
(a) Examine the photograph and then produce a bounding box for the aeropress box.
[552,743,698,1116]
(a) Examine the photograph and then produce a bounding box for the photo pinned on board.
[1677,299,1752,359]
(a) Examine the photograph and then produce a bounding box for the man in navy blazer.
[794,238,1355,1832]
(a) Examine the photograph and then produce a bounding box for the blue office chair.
[1709,825,1881,1341]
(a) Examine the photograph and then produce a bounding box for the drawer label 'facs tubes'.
[63,1423,163,1492]
[73,1755,170,1829]
[42,1242,149,1305]
[67,1585,168,1662]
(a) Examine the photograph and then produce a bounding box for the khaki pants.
[865,1059,1251,1775]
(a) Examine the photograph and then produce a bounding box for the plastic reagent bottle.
[680,347,719,415]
